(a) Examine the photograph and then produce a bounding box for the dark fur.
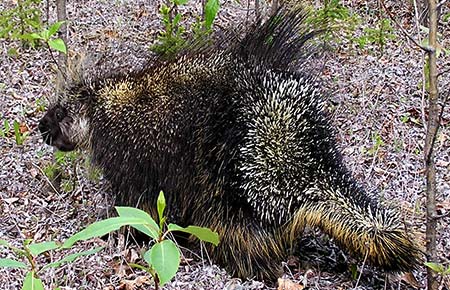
[39,9,421,281]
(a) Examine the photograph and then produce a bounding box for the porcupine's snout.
[39,105,76,152]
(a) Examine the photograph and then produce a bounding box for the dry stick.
[32,162,61,196]
[354,249,369,289]
[412,0,429,131]
[437,0,449,9]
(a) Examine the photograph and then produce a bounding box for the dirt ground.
[1,0,449,289]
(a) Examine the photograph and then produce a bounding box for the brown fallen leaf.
[19,122,29,134]
[400,272,420,289]
[118,276,152,290]
[277,278,304,290]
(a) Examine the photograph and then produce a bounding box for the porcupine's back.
[85,9,320,216]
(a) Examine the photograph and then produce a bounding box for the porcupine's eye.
[54,107,66,122]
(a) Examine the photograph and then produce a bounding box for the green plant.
[0,239,102,290]
[0,119,11,138]
[0,0,42,46]
[424,262,450,286]
[43,150,80,191]
[357,18,395,52]
[151,0,220,58]
[366,132,384,156]
[64,191,219,288]
[35,98,47,113]
[306,0,360,44]
[13,120,29,145]
[28,21,67,54]
[0,1,66,54]
[84,157,102,182]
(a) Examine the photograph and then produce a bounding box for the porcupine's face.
[38,100,90,152]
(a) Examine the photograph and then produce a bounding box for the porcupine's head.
[39,46,151,152]
[38,55,95,152]
[38,90,91,152]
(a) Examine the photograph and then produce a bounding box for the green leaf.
[0,258,27,269]
[173,13,182,27]
[116,207,159,239]
[173,0,188,5]
[4,120,10,133]
[129,263,149,272]
[168,224,219,246]
[22,271,45,290]
[40,29,50,41]
[43,247,103,270]
[149,240,180,286]
[444,266,450,276]
[13,120,23,145]
[424,262,444,273]
[63,216,152,248]
[0,239,10,247]
[350,263,358,280]
[204,0,220,29]
[157,191,166,225]
[143,248,151,264]
[48,38,67,54]
[27,241,59,257]
[48,21,65,37]
[29,33,42,40]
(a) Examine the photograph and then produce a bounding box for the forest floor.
[1,0,449,289]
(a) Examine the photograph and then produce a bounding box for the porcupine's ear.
[233,7,322,71]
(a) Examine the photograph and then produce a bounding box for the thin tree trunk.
[255,0,261,25]
[56,0,67,66]
[424,0,439,289]
[271,0,279,15]
[201,0,206,21]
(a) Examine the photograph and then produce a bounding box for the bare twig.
[32,162,61,196]
[437,66,450,78]
[437,0,448,9]
[412,0,429,131]
[45,42,67,80]
[354,249,369,289]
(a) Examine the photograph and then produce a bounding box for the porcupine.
[38,8,421,281]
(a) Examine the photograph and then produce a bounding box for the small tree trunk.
[424,0,440,289]
[201,0,206,21]
[271,0,279,15]
[56,0,67,66]
[255,0,261,25]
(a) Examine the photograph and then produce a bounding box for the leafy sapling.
[63,191,219,289]
[0,239,102,290]
[152,0,220,57]
[28,21,67,54]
